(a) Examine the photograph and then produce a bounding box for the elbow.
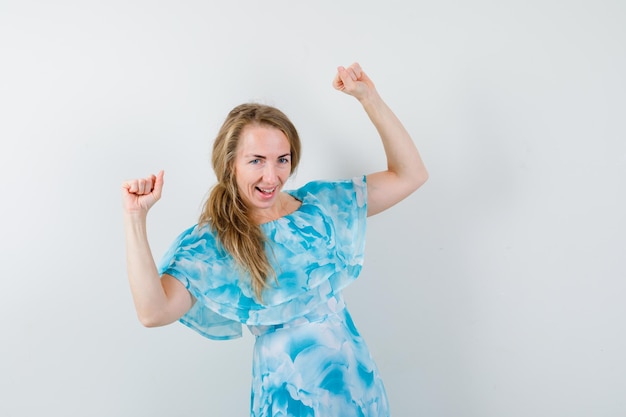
[137,310,168,328]
[138,314,159,328]
[139,318,161,328]
[410,167,429,192]
[419,168,429,187]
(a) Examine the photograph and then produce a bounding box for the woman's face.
[234,124,292,220]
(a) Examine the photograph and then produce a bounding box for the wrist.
[357,89,382,107]
[123,210,148,225]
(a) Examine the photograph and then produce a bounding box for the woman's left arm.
[333,62,428,216]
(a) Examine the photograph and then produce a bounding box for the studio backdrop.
[1,1,624,416]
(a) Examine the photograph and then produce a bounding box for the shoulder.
[157,222,231,278]
[289,176,367,206]
[172,223,215,244]
[161,223,222,261]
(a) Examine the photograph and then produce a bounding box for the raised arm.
[121,170,193,327]
[333,63,428,216]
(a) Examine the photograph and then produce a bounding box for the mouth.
[256,186,277,196]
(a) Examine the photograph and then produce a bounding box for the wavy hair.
[199,103,301,301]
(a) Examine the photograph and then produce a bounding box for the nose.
[262,163,277,183]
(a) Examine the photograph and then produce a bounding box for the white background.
[1,1,625,416]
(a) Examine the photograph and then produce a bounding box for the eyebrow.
[246,153,291,159]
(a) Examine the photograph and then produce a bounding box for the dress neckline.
[258,191,303,226]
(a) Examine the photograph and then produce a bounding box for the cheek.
[232,166,245,189]
[234,166,257,188]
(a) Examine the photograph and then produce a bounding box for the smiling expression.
[234,124,292,222]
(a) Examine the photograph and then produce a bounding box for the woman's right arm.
[122,171,194,327]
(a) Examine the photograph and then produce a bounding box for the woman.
[122,62,428,416]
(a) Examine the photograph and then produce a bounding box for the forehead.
[238,124,290,154]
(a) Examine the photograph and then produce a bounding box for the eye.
[278,157,290,164]
[249,159,261,165]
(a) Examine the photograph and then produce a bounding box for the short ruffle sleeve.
[158,176,368,341]
[158,226,244,340]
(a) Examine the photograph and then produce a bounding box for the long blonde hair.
[199,103,301,300]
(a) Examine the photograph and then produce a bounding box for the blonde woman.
[122,62,428,416]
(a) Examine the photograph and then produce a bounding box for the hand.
[332,62,376,101]
[121,170,164,215]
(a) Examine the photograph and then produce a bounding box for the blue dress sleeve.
[291,175,368,287]
[157,225,243,340]
[328,176,367,269]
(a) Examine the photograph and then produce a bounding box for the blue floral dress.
[158,176,390,416]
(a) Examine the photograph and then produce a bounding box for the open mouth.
[256,186,277,195]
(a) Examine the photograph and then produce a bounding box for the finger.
[147,175,157,193]
[124,180,139,194]
[121,180,135,194]
[148,176,157,193]
[348,62,362,80]
[153,170,165,198]
[332,66,346,90]
[135,178,146,194]
[336,66,356,90]
[136,177,153,195]
[346,66,358,81]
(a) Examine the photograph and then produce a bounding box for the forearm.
[123,214,170,326]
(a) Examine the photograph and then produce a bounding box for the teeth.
[259,187,275,194]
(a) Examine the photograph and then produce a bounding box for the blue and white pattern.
[159,176,390,416]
